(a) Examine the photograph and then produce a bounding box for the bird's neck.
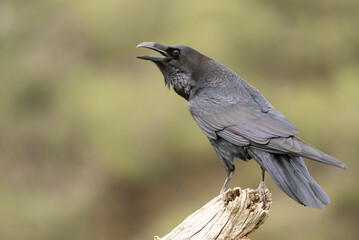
[163,68,192,100]
[193,60,242,89]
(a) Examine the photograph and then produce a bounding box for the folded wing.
[189,88,345,169]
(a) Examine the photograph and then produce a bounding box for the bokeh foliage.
[0,0,358,239]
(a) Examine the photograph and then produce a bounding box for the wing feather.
[189,88,298,144]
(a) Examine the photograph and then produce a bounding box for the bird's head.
[137,42,210,99]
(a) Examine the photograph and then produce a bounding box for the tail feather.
[249,148,330,209]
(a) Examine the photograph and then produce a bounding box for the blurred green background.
[0,0,358,239]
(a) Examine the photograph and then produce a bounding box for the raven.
[137,42,346,209]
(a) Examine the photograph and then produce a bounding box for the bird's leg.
[259,166,266,189]
[220,170,234,194]
[255,167,267,205]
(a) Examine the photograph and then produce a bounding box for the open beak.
[136,42,170,62]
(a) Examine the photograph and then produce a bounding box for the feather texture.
[249,148,330,209]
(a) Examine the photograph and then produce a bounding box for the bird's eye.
[172,49,180,56]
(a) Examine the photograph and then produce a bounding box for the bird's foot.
[222,187,241,205]
[255,181,267,207]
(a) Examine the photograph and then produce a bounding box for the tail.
[249,148,330,209]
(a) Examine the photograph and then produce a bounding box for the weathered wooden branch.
[154,187,272,240]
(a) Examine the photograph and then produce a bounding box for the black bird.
[136,42,346,209]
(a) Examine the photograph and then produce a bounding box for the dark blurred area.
[0,0,358,239]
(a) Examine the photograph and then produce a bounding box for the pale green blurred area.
[0,0,358,239]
